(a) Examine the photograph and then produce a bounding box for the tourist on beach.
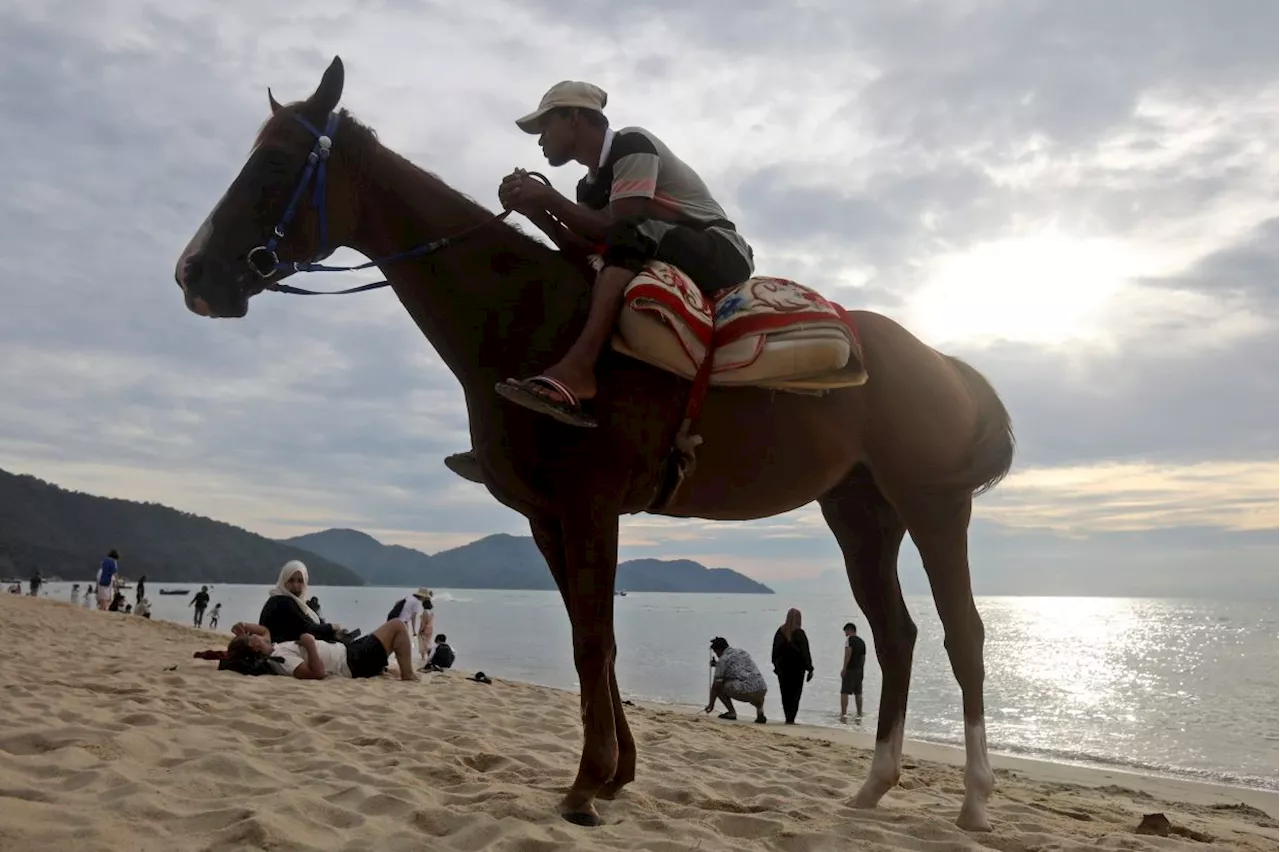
[97,550,120,611]
[28,570,42,597]
[208,602,222,629]
[227,619,418,681]
[704,637,768,723]
[136,598,152,619]
[417,591,436,662]
[423,634,455,671]
[190,585,211,627]
[82,583,94,607]
[258,561,343,644]
[109,590,126,612]
[840,622,867,722]
[387,587,430,645]
[771,608,814,725]
[135,574,147,606]
[71,583,80,603]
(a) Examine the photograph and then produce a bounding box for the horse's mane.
[260,104,550,252]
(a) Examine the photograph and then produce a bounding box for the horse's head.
[174,56,358,318]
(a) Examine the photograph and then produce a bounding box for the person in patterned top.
[704,637,768,723]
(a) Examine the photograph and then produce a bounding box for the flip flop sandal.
[494,376,598,428]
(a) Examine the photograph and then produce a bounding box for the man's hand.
[299,634,326,680]
[806,670,814,683]
[498,170,555,213]
[840,668,847,678]
[704,704,715,714]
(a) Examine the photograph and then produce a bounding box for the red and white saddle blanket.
[608,261,868,391]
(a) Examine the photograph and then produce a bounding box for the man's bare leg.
[372,620,419,681]
[840,693,849,723]
[749,691,768,723]
[856,693,864,716]
[506,265,632,404]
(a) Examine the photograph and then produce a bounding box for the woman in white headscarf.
[257,560,340,643]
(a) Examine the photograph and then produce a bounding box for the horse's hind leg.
[900,492,994,832]
[818,465,914,809]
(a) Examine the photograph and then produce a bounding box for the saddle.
[607,260,868,392]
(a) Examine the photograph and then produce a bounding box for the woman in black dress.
[771,607,814,725]
[257,560,341,643]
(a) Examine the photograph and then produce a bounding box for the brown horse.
[173,57,1014,832]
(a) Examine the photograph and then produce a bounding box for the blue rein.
[245,110,479,297]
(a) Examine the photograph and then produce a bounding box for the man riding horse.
[448,81,757,482]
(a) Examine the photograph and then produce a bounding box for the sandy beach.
[0,594,1274,851]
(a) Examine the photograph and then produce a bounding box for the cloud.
[0,0,1274,595]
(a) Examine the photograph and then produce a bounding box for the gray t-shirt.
[576,126,754,274]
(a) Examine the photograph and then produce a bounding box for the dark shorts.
[603,220,752,295]
[841,670,864,696]
[345,634,390,679]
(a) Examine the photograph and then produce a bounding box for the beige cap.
[515,81,608,134]
[413,586,432,600]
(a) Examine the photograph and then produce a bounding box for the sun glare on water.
[906,229,1142,348]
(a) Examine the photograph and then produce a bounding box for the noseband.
[245,110,544,297]
[246,111,341,281]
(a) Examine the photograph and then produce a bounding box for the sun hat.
[515,81,608,134]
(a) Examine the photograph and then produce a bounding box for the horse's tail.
[944,355,1015,496]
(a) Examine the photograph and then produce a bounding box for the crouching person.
[226,619,418,681]
[704,636,769,723]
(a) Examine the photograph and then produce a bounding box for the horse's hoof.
[561,810,603,827]
[597,779,632,800]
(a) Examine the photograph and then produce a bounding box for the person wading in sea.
[772,608,815,725]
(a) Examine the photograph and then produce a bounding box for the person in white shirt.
[227,619,418,681]
[388,587,431,645]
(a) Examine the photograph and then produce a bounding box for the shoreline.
[30,588,1279,803]
[637,695,1280,818]
[634,697,1278,806]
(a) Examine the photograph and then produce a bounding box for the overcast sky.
[1,0,1275,598]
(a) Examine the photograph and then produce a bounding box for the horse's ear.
[267,88,282,114]
[305,56,344,117]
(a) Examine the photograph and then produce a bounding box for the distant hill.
[284,529,774,594]
[0,468,363,586]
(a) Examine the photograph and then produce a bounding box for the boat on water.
[158,589,189,595]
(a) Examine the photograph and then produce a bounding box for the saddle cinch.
[604,259,869,393]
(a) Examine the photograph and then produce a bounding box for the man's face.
[537,111,577,167]
[247,635,273,655]
[284,571,305,595]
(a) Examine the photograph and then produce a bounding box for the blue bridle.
[247,110,497,297]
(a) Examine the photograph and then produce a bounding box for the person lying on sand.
[227,619,419,682]
[705,636,768,723]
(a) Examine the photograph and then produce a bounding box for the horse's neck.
[347,146,588,390]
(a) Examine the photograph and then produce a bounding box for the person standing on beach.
[388,587,429,644]
[840,621,867,722]
[190,585,211,627]
[29,570,42,597]
[208,602,222,629]
[135,574,147,606]
[97,550,120,611]
[82,583,94,608]
[416,591,436,663]
[705,637,769,723]
[771,608,815,725]
[71,583,80,603]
